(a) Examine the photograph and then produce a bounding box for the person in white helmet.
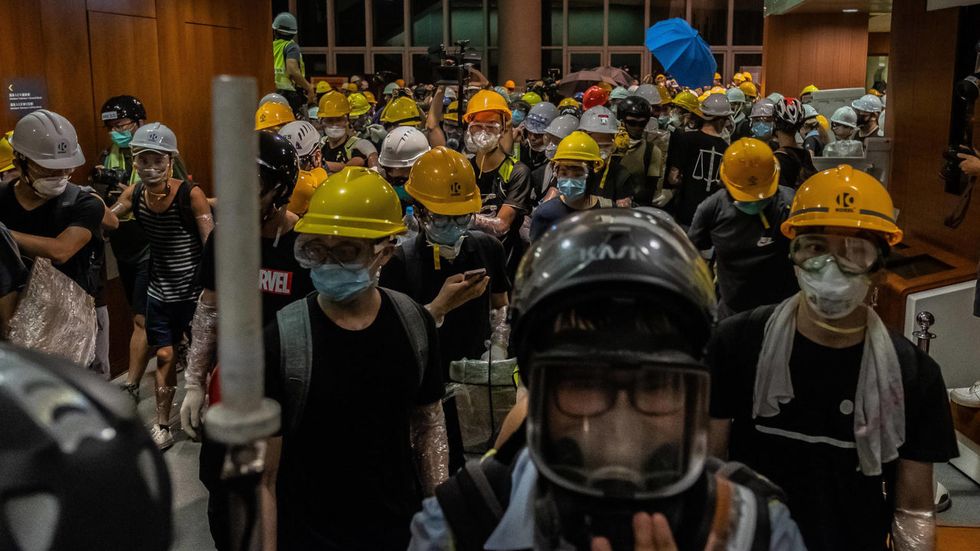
[279,120,329,215]
[0,110,105,299]
[379,126,431,212]
[823,106,864,158]
[110,122,213,450]
[851,94,884,143]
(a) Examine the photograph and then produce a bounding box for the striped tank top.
[138,189,202,302]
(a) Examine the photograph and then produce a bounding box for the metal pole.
[913,311,936,354]
[205,76,282,551]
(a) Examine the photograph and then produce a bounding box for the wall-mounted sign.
[4,78,47,118]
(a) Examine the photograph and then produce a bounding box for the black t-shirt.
[0,223,28,296]
[530,197,602,242]
[471,155,531,271]
[666,131,729,226]
[775,147,817,190]
[199,230,314,326]
[590,157,637,203]
[380,231,510,369]
[263,292,444,550]
[321,137,366,165]
[708,306,959,551]
[0,182,104,296]
[688,187,798,316]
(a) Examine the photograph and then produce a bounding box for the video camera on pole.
[428,40,482,112]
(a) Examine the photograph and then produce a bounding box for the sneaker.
[121,383,140,404]
[150,424,174,451]
[936,481,952,513]
[950,381,980,408]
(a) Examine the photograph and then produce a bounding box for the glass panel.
[733,0,764,46]
[568,0,603,46]
[450,0,485,48]
[691,0,728,46]
[649,54,666,78]
[570,52,602,73]
[374,0,406,46]
[542,49,563,80]
[610,53,642,82]
[712,52,724,85]
[272,0,289,18]
[608,0,644,46]
[542,0,563,47]
[486,48,499,84]
[489,1,499,47]
[304,54,328,77]
[374,53,404,79]
[412,0,443,48]
[336,53,366,77]
[297,2,327,47]
[648,0,685,26]
[734,53,762,74]
[335,0,366,47]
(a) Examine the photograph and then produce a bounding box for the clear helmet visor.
[528,352,709,501]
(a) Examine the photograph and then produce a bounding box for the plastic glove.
[366,124,388,144]
[180,385,205,441]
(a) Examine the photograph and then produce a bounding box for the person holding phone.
[380,146,510,473]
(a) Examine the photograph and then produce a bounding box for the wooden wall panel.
[0,0,47,133]
[868,32,890,56]
[88,11,164,153]
[886,0,977,262]
[762,13,869,98]
[183,0,244,29]
[86,0,156,18]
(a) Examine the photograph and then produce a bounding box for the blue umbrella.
[645,18,716,89]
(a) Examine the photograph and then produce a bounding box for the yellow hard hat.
[315,81,332,94]
[464,90,512,124]
[733,73,746,85]
[380,96,423,125]
[295,166,406,239]
[0,131,14,172]
[342,82,358,93]
[405,147,481,216]
[719,138,779,202]
[363,91,378,104]
[255,102,295,131]
[553,131,604,169]
[801,84,819,96]
[714,73,722,81]
[656,84,673,105]
[286,169,327,216]
[504,80,517,90]
[521,92,542,106]
[444,101,460,123]
[739,81,758,99]
[867,89,882,97]
[558,97,580,109]
[672,90,703,117]
[710,86,726,95]
[348,93,371,117]
[815,114,830,132]
[698,91,710,103]
[781,164,903,246]
[742,72,753,82]
[395,79,406,88]
[318,91,351,118]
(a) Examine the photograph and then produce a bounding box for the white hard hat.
[700,93,733,118]
[766,92,784,103]
[260,93,290,107]
[279,121,320,157]
[378,126,430,168]
[633,84,659,105]
[578,106,618,134]
[750,99,776,119]
[851,94,883,114]
[10,109,85,170]
[830,106,858,128]
[802,104,819,120]
[525,102,559,134]
[131,122,179,154]
[544,114,580,139]
[726,87,746,104]
[272,12,298,34]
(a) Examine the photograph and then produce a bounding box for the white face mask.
[324,125,347,140]
[796,262,870,320]
[32,176,68,198]
[465,130,499,153]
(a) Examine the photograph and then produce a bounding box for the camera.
[526,69,563,102]
[428,40,482,86]
[89,166,128,205]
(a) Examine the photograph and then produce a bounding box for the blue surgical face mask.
[750,121,773,140]
[310,262,376,303]
[557,177,587,199]
[545,143,558,159]
[425,220,468,246]
[512,111,527,125]
[110,129,133,148]
[733,198,770,215]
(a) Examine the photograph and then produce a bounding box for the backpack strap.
[380,287,429,387]
[51,184,82,231]
[706,458,780,551]
[276,294,315,435]
[344,135,361,160]
[435,457,514,551]
[397,235,424,301]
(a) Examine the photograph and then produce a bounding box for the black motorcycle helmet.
[258,131,300,208]
[616,95,653,122]
[0,343,172,551]
[100,95,147,127]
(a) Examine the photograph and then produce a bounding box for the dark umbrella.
[592,66,632,87]
[557,70,618,97]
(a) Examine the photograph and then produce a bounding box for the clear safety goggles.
[424,212,474,229]
[23,160,72,180]
[790,234,881,275]
[552,161,589,179]
[133,151,171,170]
[528,352,709,500]
[294,234,388,270]
[467,121,502,134]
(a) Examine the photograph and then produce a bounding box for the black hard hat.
[0,343,172,551]
[617,95,653,120]
[258,131,300,207]
[100,95,147,126]
[510,208,717,378]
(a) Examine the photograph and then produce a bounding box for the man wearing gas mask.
[708,166,958,551]
[409,208,806,551]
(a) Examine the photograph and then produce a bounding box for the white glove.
[180,385,206,440]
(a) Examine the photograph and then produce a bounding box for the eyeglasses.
[468,122,502,134]
[296,238,385,269]
[623,118,649,128]
[425,213,473,229]
[133,153,171,170]
[108,120,138,132]
[548,364,696,418]
[790,234,881,275]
